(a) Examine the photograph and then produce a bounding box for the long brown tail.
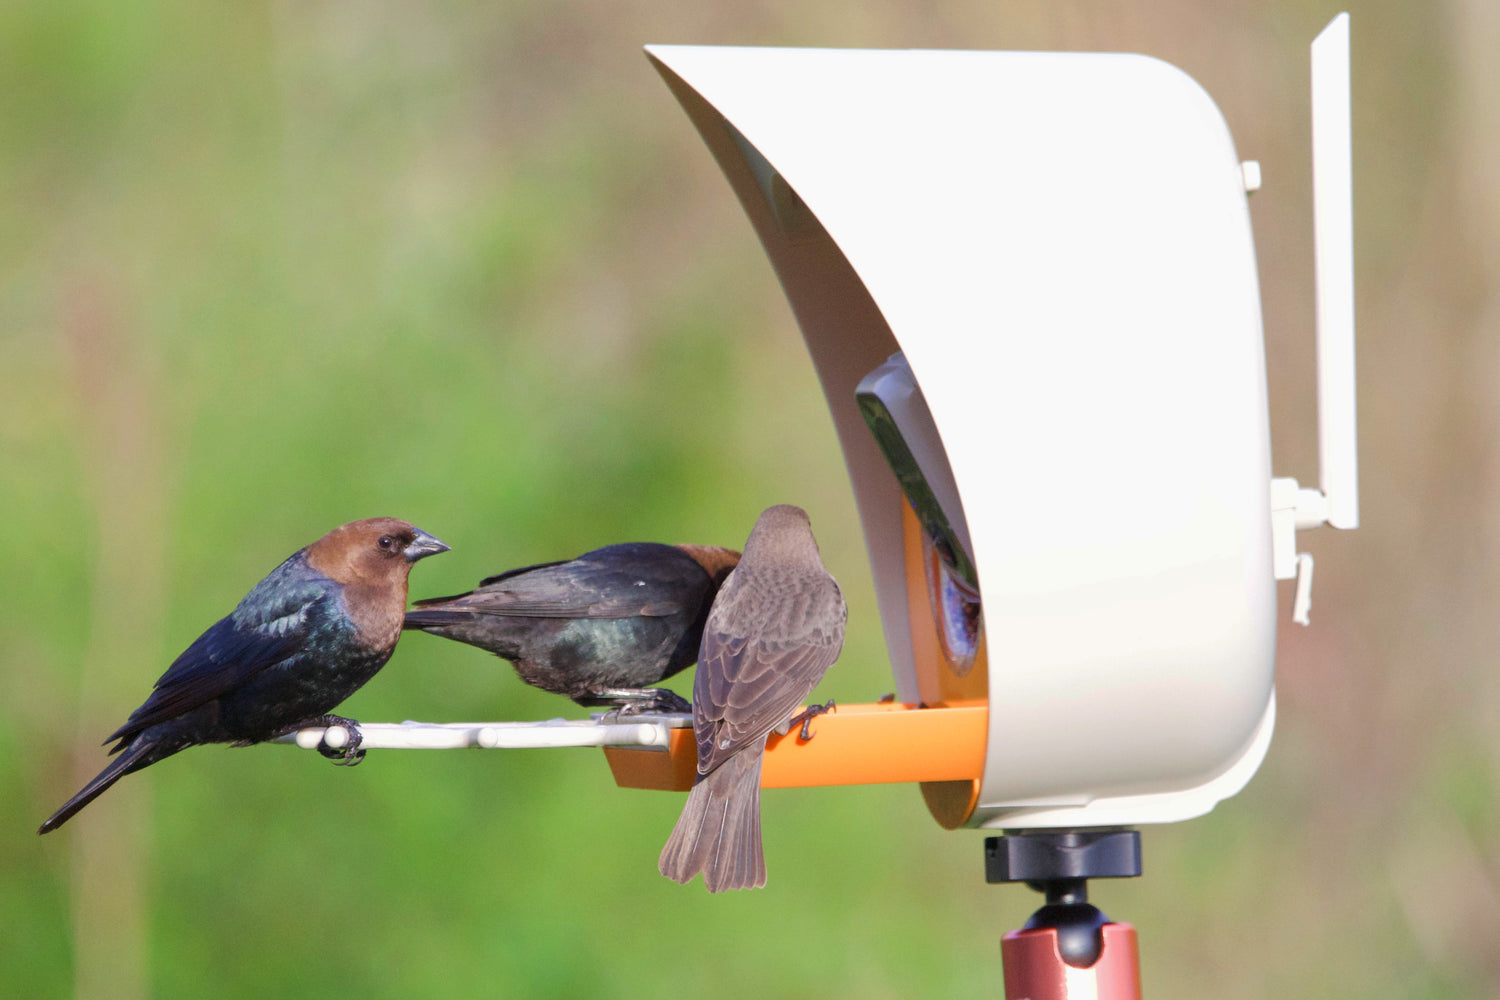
[658,742,766,892]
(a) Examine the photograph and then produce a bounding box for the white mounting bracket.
[1269,476,1325,625]
[1269,12,1359,627]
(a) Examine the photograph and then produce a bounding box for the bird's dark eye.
[377,536,394,550]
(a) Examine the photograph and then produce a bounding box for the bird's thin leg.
[785,699,837,741]
[282,714,366,766]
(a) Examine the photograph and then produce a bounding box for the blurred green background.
[3,1,1496,996]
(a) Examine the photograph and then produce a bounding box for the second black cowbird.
[658,504,847,892]
[39,518,449,835]
[403,542,740,712]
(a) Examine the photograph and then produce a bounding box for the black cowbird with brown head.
[403,542,740,713]
[39,518,449,835]
[658,504,846,892]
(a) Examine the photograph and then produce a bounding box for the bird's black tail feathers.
[39,736,168,835]
[658,744,766,892]
[401,608,474,630]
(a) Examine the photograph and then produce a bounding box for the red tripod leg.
[1002,922,1141,999]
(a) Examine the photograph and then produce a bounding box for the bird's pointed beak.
[403,529,451,563]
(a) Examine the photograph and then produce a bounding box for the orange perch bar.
[603,701,987,792]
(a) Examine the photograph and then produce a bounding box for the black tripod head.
[986,829,1142,968]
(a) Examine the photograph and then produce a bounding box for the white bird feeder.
[642,16,1358,830]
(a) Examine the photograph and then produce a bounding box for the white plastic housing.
[649,45,1278,827]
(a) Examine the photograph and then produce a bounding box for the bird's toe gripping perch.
[282,714,366,766]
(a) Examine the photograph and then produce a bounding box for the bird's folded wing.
[414,560,685,620]
[692,631,843,775]
[103,587,328,749]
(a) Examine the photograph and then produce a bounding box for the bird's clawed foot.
[787,699,836,741]
[303,714,366,766]
[584,687,692,717]
[621,687,692,715]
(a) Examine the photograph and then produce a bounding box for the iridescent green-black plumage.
[403,542,740,711]
[39,518,449,834]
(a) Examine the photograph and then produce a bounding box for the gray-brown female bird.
[658,505,847,891]
[39,518,449,834]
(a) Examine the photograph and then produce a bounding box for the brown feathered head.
[674,544,742,587]
[742,504,820,564]
[305,518,450,589]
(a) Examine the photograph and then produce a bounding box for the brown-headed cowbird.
[402,542,740,713]
[658,505,847,892]
[39,518,449,835]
